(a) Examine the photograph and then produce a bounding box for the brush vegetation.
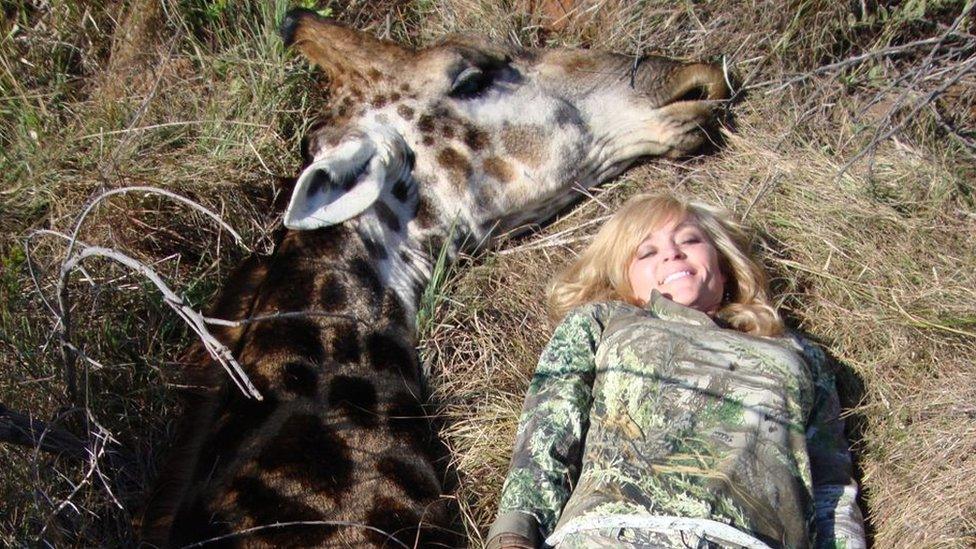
[1,0,974,547]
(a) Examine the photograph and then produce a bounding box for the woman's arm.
[486,304,605,547]
[799,338,867,549]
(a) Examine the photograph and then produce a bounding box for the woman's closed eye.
[637,247,657,259]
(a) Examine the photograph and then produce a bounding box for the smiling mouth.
[661,270,693,285]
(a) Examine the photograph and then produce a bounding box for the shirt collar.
[642,290,718,328]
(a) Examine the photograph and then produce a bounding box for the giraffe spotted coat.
[490,292,866,549]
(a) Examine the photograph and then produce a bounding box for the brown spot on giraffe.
[230,476,338,545]
[257,413,354,499]
[377,454,441,501]
[327,375,379,428]
[437,147,472,185]
[396,104,414,120]
[280,361,318,397]
[317,272,347,311]
[417,113,436,134]
[484,156,515,183]
[413,197,437,229]
[463,123,490,151]
[328,323,362,364]
[365,330,417,378]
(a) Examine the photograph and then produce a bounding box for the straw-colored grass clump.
[1,0,974,547]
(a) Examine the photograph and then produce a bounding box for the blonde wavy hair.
[547,193,785,337]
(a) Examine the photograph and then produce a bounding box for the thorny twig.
[36,410,127,542]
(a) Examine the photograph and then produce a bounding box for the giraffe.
[138,8,729,548]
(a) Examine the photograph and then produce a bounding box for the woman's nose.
[661,244,685,261]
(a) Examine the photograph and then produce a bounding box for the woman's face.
[627,215,726,314]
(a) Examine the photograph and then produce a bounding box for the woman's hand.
[485,533,536,549]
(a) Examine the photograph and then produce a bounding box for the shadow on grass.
[768,234,876,546]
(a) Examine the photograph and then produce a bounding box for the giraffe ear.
[283,138,383,230]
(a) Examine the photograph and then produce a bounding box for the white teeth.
[662,270,692,284]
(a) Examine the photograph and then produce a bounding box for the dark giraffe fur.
[139,8,729,547]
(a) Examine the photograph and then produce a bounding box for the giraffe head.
[279,8,728,305]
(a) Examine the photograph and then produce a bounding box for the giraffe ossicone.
[139,8,730,547]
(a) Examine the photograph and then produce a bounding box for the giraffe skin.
[138,8,730,548]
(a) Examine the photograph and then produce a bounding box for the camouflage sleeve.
[488,304,604,543]
[798,338,867,549]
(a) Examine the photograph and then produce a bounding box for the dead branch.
[746,37,944,93]
[929,105,976,160]
[51,186,250,404]
[63,186,247,262]
[836,53,976,177]
[204,310,370,328]
[842,3,975,165]
[56,241,263,400]
[0,403,87,460]
[180,521,413,549]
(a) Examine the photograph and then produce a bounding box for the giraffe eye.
[449,66,491,98]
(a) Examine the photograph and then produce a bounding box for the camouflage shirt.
[489,293,865,549]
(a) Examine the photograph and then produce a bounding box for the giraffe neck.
[144,222,460,547]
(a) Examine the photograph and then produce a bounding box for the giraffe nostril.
[674,85,710,103]
[663,63,730,106]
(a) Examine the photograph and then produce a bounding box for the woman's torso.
[549,296,817,548]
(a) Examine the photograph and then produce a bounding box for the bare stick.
[63,186,247,262]
[0,403,87,459]
[835,54,976,178]
[77,119,273,140]
[204,310,369,328]
[36,410,128,540]
[179,521,413,549]
[930,104,976,159]
[747,35,965,93]
[57,243,263,400]
[56,186,250,403]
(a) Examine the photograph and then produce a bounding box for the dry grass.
[2,0,975,547]
[418,1,976,547]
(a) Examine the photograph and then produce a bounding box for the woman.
[486,193,865,549]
